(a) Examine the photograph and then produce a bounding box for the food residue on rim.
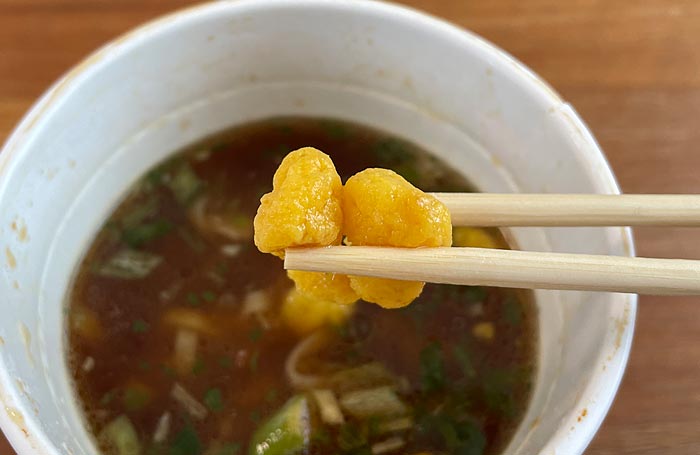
[614,305,631,350]
[10,219,28,242]
[5,407,27,436]
[18,323,35,367]
[0,336,5,346]
[577,408,588,422]
[5,247,16,268]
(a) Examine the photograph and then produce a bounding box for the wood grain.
[2,0,700,454]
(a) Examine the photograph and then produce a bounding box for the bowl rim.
[0,1,636,454]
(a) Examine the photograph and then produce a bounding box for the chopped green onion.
[264,388,278,404]
[248,395,310,455]
[97,249,162,279]
[339,386,408,419]
[167,163,203,205]
[204,388,224,412]
[201,291,216,302]
[122,220,172,248]
[123,384,151,412]
[187,292,201,306]
[420,342,446,392]
[248,326,264,343]
[170,422,201,455]
[99,415,141,455]
[218,356,233,369]
[192,358,206,376]
[131,319,150,333]
[121,196,159,229]
[503,295,523,326]
[100,390,117,406]
[453,345,476,380]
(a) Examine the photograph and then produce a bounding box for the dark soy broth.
[67,117,537,455]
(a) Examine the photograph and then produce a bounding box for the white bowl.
[0,1,635,454]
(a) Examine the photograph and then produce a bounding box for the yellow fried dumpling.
[287,270,359,305]
[343,169,452,248]
[254,147,343,257]
[343,169,452,308]
[281,287,354,335]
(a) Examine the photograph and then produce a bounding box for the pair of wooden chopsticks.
[284,194,700,295]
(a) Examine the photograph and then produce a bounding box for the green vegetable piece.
[339,386,407,419]
[123,220,172,248]
[248,326,264,343]
[372,138,415,165]
[167,163,203,205]
[99,415,142,455]
[204,388,224,412]
[170,423,201,455]
[192,358,206,376]
[464,286,487,302]
[187,292,201,306]
[97,249,162,279]
[121,196,159,229]
[483,369,517,418]
[248,395,310,455]
[123,385,151,411]
[132,319,150,333]
[420,342,446,392]
[201,291,217,302]
[453,346,476,380]
[503,296,523,326]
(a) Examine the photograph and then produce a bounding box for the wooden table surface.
[2,1,699,454]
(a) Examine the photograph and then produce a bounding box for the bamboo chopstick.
[431,193,700,226]
[284,246,700,295]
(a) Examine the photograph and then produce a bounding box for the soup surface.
[68,117,537,455]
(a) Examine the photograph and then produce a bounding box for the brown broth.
[67,117,537,455]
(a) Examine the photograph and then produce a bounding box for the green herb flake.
[99,390,116,406]
[320,120,350,139]
[131,319,150,333]
[138,360,151,372]
[121,196,159,229]
[123,385,151,412]
[249,409,261,424]
[186,292,201,306]
[503,295,523,326]
[264,388,278,403]
[373,138,415,165]
[453,345,476,380]
[248,326,264,343]
[420,342,446,392]
[161,365,177,379]
[169,423,201,455]
[122,219,173,248]
[201,290,217,302]
[483,369,517,418]
[464,286,487,302]
[203,388,224,412]
[167,163,203,206]
[218,356,233,369]
[249,351,260,373]
[192,358,206,376]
